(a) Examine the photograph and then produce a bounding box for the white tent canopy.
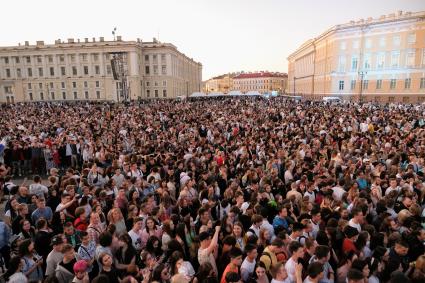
[228,91,243,96]
[189,92,206,97]
[245,91,262,96]
[207,92,224,97]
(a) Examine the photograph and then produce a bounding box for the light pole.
[358,71,367,103]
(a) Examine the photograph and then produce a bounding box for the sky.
[1,0,424,80]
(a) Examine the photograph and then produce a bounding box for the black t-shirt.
[60,258,76,274]
[101,268,120,283]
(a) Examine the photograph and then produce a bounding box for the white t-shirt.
[348,219,361,232]
[285,257,298,283]
[331,186,346,201]
[198,247,218,276]
[240,258,256,281]
[128,229,142,250]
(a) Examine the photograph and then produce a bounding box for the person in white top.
[246,214,263,238]
[198,225,221,278]
[285,241,305,283]
[240,244,258,282]
[303,262,324,283]
[128,217,143,251]
[348,207,363,233]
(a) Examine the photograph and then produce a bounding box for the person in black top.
[55,244,77,282]
[99,252,121,283]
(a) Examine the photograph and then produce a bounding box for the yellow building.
[233,72,287,94]
[0,37,202,103]
[204,74,234,93]
[288,10,425,103]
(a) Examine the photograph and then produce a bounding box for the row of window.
[1,53,104,65]
[338,49,425,72]
[26,90,102,101]
[339,33,417,51]
[145,65,167,75]
[146,89,167,98]
[338,78,425,91]
[234,80,283,84]
[3,65,111,79]
[26,81,101,90]
[144,54,167,62]
[146,81,167,87]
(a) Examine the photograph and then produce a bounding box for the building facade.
[204,74,234,93]
[287,10,425,103]
[233,72,287,94]
[0,37,202,103]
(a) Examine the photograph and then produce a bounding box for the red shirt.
[220,264,239,283]
[342,238,358,255]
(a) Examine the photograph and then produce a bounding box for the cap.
[51,235,64,246]
[73,260,88,273]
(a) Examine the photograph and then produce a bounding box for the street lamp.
[358,71,367,103]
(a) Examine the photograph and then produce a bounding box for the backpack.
[259,252,274,281]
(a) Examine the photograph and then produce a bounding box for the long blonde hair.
[107,207,123,223]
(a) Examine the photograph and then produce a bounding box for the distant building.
[204,73,235,93]
[233,72,287,94]
[0,37,202,103]
[287,10,425,103]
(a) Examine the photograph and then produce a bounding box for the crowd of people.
[0,97,424,283]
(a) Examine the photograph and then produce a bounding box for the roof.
[233,72,288,79]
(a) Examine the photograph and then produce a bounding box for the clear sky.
[1,0,423,80]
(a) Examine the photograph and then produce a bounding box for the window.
[420,78,425,89]
[28,83,32,90]
[393,35,400,46]
[146,81,150,87]
[82,54,88,61]
[73,92,78,99]
[17,68,21,78]
[6,69,10,78]
[376,52,385,69]
[363,80,369,90]
[163,89,167,97]
[50,67,55,76]
[350,80,356,90]
[376,79,382,89]
[353,40,359,49]
[59,55,65,63]
[48,56,53,63]
[40,92,44,100]
[408,33,416,44]
[62,92,66,100]
[96,91,100,99]
[153,65,158,74]
[405,78,411,89]
[61,66,66,76]
[39,83,43,89]
[38,68,43,77]
[85,91,89,99]
[70,54,76,62]
[26,56,31,63]
[72,82,77,88]
[84,81,88,88]
[61,82,65,89]
[146,89,150,97]
[338,56,346,72]
[365,38,372,49]
[351,56,358,71]
[161,54,166,61]
[145,66,150,75]
[155,89,158,97]
[83,66,89,75]
[390,79,397,89]
[95,65,100,75]
[15,57,20,64]
[106,65,112,75]
[27,67,32,77]
[72,66,77,76]
[4,86,12,94]
[339,80,344,90]
[162,80,167,86]
[363,53,371,69]
[37,56,42,63]
[145,55,149,61]
[29,93,33,101]
[49,82,54,89]
[3,57,9,64]
[340,41,346,50]
[389,97,395,102]
[162,65,167,74]
[51,92,55,100]
[154,81,158,87]
[93,54,99,61]
[391,51,400,68]
[95,81,100,88]
[406,50,415,67]
[153,54,157,61]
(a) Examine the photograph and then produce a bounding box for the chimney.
[36,41,44,46]
[137,38,140,43]
[25,41,29,46]
[116,35,122,41]
[84,38,88,43]
[92,37,96,42]
[67,38,74,43]
[100,37,104,42]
